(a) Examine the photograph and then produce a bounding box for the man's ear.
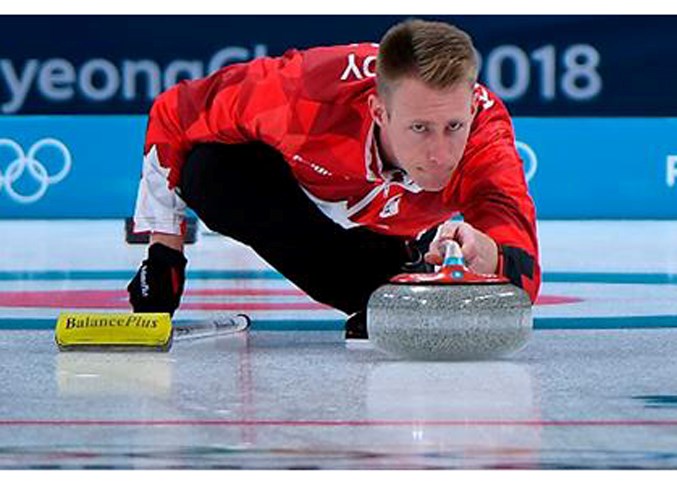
[368,94,387,127]
[470,95,478,117]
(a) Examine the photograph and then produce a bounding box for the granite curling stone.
[367,241,533,361]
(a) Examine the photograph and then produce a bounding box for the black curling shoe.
[344,310,368,340]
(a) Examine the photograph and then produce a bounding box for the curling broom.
[54,312,251,352]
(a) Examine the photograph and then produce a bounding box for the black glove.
[127,242,187,316]
[403,226,437,273]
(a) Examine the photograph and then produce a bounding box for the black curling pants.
[177,142,413,315]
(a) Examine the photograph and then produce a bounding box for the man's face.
[369,76,476,191]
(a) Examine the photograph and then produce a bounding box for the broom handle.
[173,313,251,341]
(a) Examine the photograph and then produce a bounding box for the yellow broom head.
[55,312,174,352]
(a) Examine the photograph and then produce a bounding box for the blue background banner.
[0,15,675,116]
[0,116,144,218]
[1,16,675,220]
[514,118,677,219]
[1,116,676,219]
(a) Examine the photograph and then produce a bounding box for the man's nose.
[427,136,451,166]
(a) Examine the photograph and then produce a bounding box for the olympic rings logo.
[0,138,72,204]
[515,140,538,183]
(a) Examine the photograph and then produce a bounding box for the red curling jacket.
[135,43,541,302]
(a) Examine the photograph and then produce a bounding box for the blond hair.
[376,19,478,99]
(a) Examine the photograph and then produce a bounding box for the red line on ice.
[0,289,329,310]
[0,419,672,427]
